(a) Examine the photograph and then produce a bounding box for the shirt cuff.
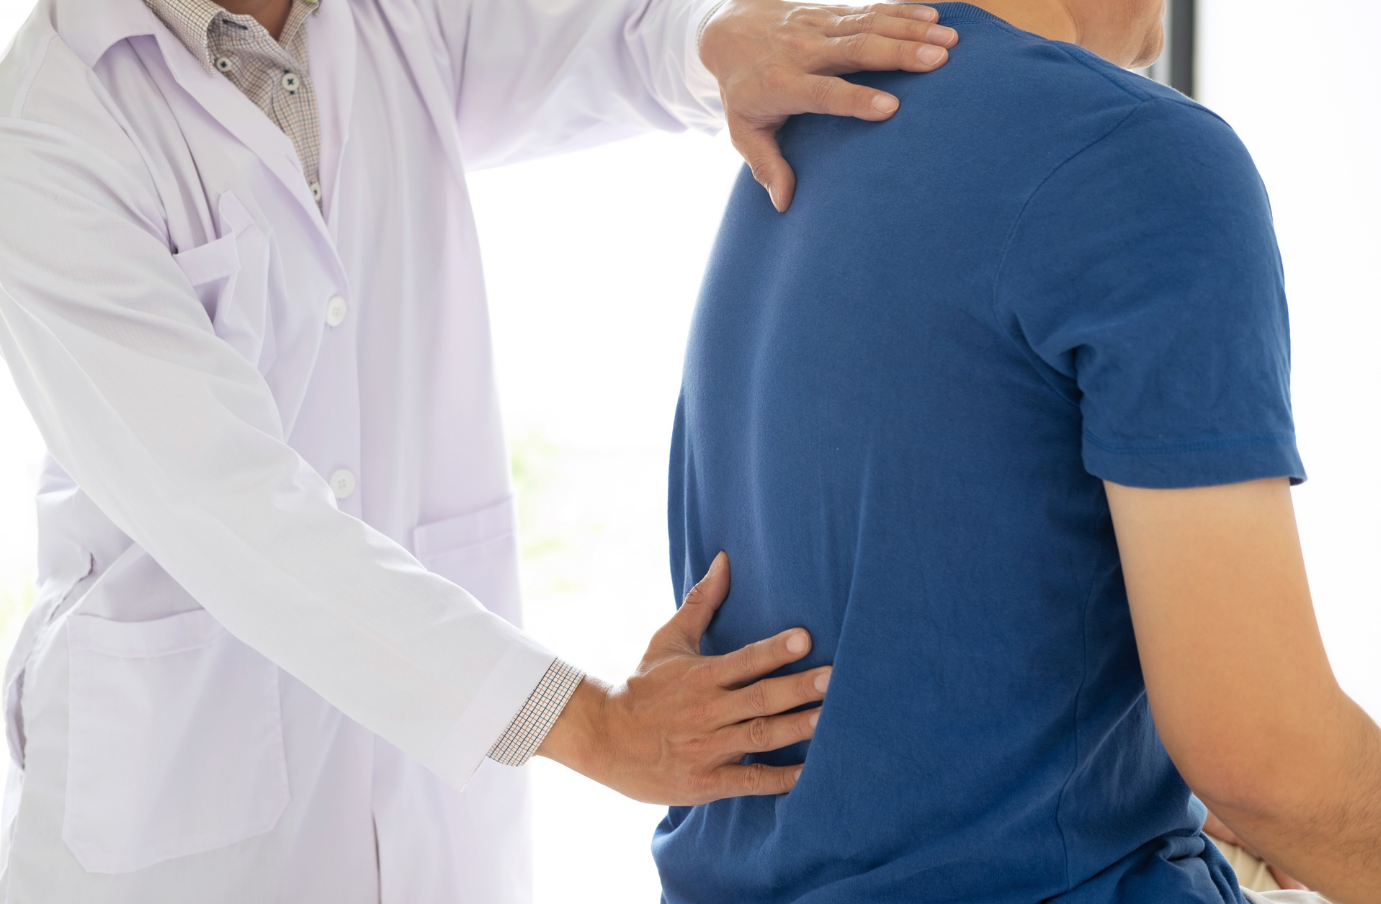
[486,658,585,767]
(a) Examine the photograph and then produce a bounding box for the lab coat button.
[282,72,300,94]
[329,469,356,499]
[325,295,348,327]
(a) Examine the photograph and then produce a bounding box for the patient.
[655,2,1381,902]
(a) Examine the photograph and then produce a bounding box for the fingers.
[825,12,958,49]
[721,705,821,755]
[712,626,813,688]
[822,31,953,74]
[786,74,903,124]
[728,116,797,212]
[705,762,804,799]
[1268,867,1310,892]
[723,666,831,723]
[661,551,730,650]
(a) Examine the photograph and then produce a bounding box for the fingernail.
[871,94,899,115]
[708,552,725,578]
[766,184,781,210]
[786,631,809,654]
[918,44,946,66]
[793,767,804,783]
[808,710,820,728]
[927,24,957,45]
[908,4,938,21]
[814,670,831,693]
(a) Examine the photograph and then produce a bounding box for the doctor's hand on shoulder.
[537,552,830,804]
[700,0,958,212]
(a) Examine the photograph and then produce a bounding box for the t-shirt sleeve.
[993,96,1305,489]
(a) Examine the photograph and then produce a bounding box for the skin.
[1108,479,1381,902]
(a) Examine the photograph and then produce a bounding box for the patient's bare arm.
[1107,478,1381,904]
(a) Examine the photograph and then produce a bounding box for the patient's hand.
[700,0,958,212]
[1203,809,1310,891]
[538,552,830,804]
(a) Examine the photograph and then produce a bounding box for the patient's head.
[982,0,1166,69]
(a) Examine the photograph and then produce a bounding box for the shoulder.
[0,3,164,221]
[0,2,60,119]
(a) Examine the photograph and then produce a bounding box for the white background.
[0,1,1378,901]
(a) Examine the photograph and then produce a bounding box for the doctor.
[0,0,957,898]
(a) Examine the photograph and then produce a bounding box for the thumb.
[660,552,731,652]
[728,114,797,213]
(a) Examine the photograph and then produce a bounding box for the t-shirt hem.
[1083,433,1306,489]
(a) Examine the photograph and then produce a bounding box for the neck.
[219,0,293,40]
[962,0,1079,46]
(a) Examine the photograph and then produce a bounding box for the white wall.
[1198,0,1381,718]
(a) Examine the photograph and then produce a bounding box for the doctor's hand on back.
[537,553,831,804]
[699,0,958,211]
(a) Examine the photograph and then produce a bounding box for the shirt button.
[310,181,322,202]
[215,56,234,73]
[329,468,356,500]
[325,295,348,327]
[282,71,300,93]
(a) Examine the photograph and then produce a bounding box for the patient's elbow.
[1164,699,1352,825]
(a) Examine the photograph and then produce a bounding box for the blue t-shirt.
[655,5,1304,903]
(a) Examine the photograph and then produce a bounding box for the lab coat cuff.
[684,0,726,119]
[423,639,559,790]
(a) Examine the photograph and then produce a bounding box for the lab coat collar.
[56,0,355,245]
[58,0,161,70]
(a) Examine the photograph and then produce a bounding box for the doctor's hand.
[699,1,957,212]
[537,551,829,805]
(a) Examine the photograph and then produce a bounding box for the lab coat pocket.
[61,609,290,874]
[173,191,274,369]
[413,497,523,628]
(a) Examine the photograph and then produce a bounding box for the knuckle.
[682,580,706,606]
[761,64,795,94]
[843,32,872,63]
[748,717,771,747]
[680,732,712,760]
[683,770,714,800]
[782,30,811,57]
[685,700,716,728]
[747,680,769,715]
[737,643,762,675]
[810,77,838,109]
[742,762,766,793]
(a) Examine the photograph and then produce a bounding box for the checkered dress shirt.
[146,0,587,766]
[145,0,323,201]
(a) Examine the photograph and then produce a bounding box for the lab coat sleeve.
[443,0,726,168]
[0,117,557,791]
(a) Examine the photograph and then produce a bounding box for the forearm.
[1204,691,1381,902]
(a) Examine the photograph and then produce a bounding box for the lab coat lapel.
[135,27,331,236]
[372,0,466,189]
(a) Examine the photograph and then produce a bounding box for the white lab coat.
[0,0,721,895]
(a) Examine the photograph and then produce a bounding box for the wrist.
[695,0,737,77]
[536,676,613,779]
